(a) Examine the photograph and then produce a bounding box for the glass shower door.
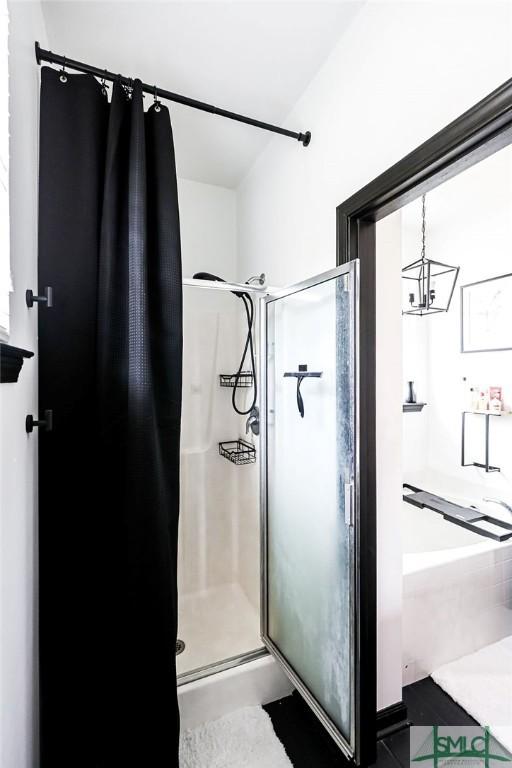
[260,261,360,760]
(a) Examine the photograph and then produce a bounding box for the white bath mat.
[179,705,292,768]
[432,635,512,753]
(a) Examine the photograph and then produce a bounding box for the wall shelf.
[0,343,34,383]
[461,410,504,473]
[219,371,253,388]
[403,402,427,413]
[219,439,256,465]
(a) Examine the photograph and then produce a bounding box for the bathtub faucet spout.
[483,498,512,518]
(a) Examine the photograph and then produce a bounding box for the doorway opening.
[337,73,512,763]
[377,143,512,751]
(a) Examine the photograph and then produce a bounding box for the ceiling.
[41,1,363,188]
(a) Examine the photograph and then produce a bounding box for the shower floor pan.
[177,582,261,677]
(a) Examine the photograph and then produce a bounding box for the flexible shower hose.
[232,293,257,416]
[191,271,257,415]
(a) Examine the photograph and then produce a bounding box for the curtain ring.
[153,85,161,112]
[121,76,132,100]
[59,55,67,83]
[100,69,109,97]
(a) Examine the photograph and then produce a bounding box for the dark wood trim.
[336,72,512,767]
[0,343,34,383]
[337,76,512,230]
[376,701,409,740]
[354,219,376,768]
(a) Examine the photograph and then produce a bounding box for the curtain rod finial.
[35,41,42,65]
[300,131,311,147]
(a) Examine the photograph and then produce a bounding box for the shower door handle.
[344,482,354,526]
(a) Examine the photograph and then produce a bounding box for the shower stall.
[177,276,264,680]
[176,262,365,761]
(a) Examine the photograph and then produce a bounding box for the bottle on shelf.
[477,388,489,412]
[489,386,503,414]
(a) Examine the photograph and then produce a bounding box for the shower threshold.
[178,647,268,687]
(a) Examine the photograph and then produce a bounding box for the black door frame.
[336,75,512,767]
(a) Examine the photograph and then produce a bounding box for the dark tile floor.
[264,677,477,767]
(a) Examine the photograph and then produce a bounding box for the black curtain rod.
[35,42,311,147]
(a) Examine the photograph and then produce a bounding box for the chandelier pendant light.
[402,194,460,316]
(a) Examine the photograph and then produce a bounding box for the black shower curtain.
[38,67,182,767]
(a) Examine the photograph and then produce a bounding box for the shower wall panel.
[179,289,241,595]
[236,462,260,611]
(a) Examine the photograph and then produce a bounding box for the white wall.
[376,211,403,710]
[237,2,512,287]
[402,313,430,479]
[1,2,48,766]
[236,0,512,710]
[178,177,237,281]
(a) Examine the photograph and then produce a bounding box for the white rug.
[179,706,292,768]
[432,635,512,753]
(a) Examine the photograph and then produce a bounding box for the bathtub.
[402,496,512,685]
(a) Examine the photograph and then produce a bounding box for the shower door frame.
[259,263,360,762]
[336,74,512,765]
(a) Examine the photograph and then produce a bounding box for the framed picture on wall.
[461,273,512,353]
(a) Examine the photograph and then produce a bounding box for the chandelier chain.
[421,194,426,261]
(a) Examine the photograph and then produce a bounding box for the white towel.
[179,705,292,768]
[432,635,512,753]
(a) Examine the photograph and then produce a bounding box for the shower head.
[193,271,246,298]
[192,272,247,298]
[193,271,226,282]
